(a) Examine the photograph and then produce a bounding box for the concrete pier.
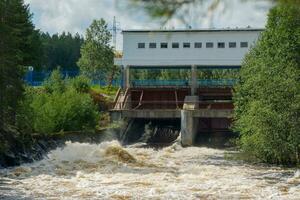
[180,96,199,146]
[181,110,198,146]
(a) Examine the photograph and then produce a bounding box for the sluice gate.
[111,87,234,146]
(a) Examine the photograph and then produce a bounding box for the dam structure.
[111,28,263,146]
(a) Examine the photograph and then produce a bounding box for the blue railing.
[198,79,237,86]
[24,70,79,86]
[131,80,190,87]
[131,79,238,87]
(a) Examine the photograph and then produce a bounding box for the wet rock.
[105,145,137,163]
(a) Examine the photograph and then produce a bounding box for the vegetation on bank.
[0,1,117,165]
[233,2,300,165]
[18,70,100,135]
[0,0,39,158]
[91,85,119,100]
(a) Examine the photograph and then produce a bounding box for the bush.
[31,89,99,134]
[19,71,100,135]
[44,69,66,93]
[70,75,91,93]
[91,85,119,97]
[233,2,300,165]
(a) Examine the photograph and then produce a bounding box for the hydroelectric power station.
[111,28,263,146]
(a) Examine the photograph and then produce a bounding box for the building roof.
[122,28,264,33]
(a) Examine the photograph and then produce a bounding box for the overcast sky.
[24,0,272,50]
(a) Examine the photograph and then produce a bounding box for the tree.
[77,19,115,84]
[233,2,300,164]
[0,0,39,129]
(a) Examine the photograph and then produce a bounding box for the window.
[229,42,236,48]
[138,43,145,48]
[161,42,168,48]
[194,42,202,48]
[172,42,179,48]
[183,42,190,48]
[206,42,214,48]
[218,42,225,48]
[149,43,156,48]
[240,42,248,48]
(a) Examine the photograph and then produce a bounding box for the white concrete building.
[114,28,263,91]
[115,28,263,67]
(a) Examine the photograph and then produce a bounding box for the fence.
[24,70,121,87]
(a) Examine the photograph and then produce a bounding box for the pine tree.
[38,32,84,71]
[0,0,38,129]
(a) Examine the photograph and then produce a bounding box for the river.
[0,140,299,200]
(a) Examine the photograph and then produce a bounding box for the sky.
[24,0,272,50]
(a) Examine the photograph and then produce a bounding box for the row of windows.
[138,42,249,49]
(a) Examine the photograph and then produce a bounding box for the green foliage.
[30,89,98,134]
[20,71,99,134]
[0,0,39,130]
[70,75,91,93]
[38,32,84,71]
[129,68,239,81]
[16,87,37,134]
[197,69,239,79]
[77,19,115,82]
[43,68,66,93]
[130,69,190,80]
[233,3,300,164]
[91,85,119,99]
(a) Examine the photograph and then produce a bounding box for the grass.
[91,85,119,99]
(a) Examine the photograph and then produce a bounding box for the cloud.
[164,0,271,29]
[25,0,141,33]
[24,0,159,49]
[24,0,271,50]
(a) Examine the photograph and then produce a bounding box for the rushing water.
[0,140,299,200]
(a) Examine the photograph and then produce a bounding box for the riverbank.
[0,128,121,168]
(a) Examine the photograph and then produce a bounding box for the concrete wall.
[110,109,233,119]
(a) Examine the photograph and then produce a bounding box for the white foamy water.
[0,141,299,200]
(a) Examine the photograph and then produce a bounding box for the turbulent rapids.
[0,140,299,199]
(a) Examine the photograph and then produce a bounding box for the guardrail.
[198,79,237,86]
[131,80,189,87]
[131,79,238,87]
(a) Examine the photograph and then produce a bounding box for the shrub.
[69,75,91,93]
[20,71,100,135]
[31,89,99,134]
[44,68,66,93]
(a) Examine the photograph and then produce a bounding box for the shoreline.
[0,128,120,168]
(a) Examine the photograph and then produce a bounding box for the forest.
[37,32,84,71]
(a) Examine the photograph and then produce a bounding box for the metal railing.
[131,79,238,87]
[131,80,190,87]
[198,79,237,86]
